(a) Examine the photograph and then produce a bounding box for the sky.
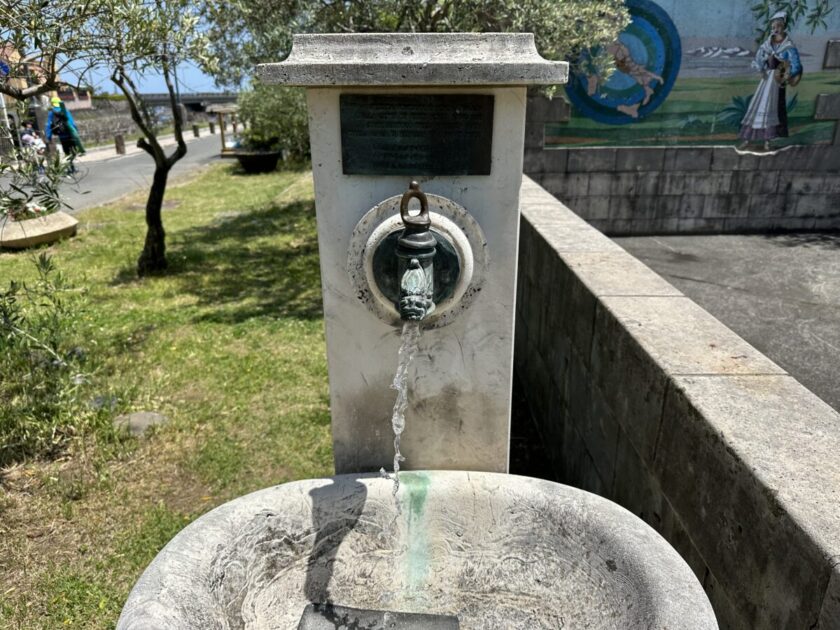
[67,60,225,95]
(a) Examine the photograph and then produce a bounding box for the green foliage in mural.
[750,0,834,41]
[717,92,799,129]
[717,95,753,128]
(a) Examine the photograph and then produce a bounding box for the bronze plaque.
[340,94,494,175]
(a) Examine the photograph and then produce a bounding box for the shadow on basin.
[304,476,368,606]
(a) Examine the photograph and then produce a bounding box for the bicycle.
[64,159,89,188]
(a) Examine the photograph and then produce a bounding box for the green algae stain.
[399,472,431,590]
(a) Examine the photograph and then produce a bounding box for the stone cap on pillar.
[256,33,568,87]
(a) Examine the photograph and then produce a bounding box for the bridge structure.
[139,92,238,112]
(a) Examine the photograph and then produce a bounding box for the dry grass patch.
[0,164,333,628]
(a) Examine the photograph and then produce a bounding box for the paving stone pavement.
[615,232,840,413]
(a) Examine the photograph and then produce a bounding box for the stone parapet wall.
[515,175,840,629]
[523,144,840,234]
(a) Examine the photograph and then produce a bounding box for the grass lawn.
[0,164,333,628]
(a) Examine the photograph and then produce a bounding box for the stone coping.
[0,211,78,249]
[257,33,568,86]
[518,175,840,627]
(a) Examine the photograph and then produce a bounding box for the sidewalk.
[75,125,233,164]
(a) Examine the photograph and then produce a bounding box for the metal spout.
[397,182,435,321]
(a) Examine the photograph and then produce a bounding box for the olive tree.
[203,0,630,89]
[2,0,218,276]
[90,0,217,275]
[0,0,105,101]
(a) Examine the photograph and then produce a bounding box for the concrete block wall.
[515,176,840,629]
[523,145,840,235]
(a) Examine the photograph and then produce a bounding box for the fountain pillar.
[258,34,567,473]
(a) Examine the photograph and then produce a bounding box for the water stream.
[380,320,421,495]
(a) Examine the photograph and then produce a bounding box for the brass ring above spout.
[399,181,429,229]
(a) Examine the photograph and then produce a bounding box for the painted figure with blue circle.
[739,11,802,151]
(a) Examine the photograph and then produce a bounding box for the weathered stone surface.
[788,174,829,194]
[615,147,665,172]
[545,262,597,361]
[598,296,785,377]
[526,94,571,122]
[566,148,617,173]
[664,147,712,172]
[518,178,840,629]
[523,121,544,150]
[258,34,568,86]
[702,570,750,630]
[812,216,840,230]
[559,251,683,298]
[608,195,634,220]
[747,194,785,218]
[523,208,622,253]
[567,362,619,487]
[561,420,609,496]
[299,604,459,630]
[610,172,638,196]
[541,148,568,174]
[589,301,670,463]
[753,170,780,194]
[528,142,838,236]
[522,147,545,175]
[0,211,78,249]
[113,411,169,436]
[587,173,614,196]
[729,170,756,194]
[580,196,611,220]
[655,375,840,629]
[711,147,741,171]
[117,472,717,630]
[819,565,840,629]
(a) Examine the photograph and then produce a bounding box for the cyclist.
[45,96,85,172]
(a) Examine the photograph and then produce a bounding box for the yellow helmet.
[50,96,61,106]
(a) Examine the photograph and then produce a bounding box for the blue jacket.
[45,106,77,140]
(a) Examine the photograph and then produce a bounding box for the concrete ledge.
[516,175,840,629]
[0,211,79,249]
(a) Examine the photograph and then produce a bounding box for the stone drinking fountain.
[117,34,718,629]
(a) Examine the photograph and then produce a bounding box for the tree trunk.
[137,165,171,276]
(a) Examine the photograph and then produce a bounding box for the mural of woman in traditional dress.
[547,1,838,149]
[738,11,802,151]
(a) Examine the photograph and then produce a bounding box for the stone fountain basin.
[117,471,717,629]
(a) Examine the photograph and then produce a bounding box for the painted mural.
[546,0,840,148]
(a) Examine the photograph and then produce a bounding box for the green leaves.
[202,0,630,89]
[0,152,71,222]
[0,254,106,465]
[238,82,309,158]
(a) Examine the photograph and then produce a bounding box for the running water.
[380,320,421,495]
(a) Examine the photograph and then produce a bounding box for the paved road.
[615,233,840,413]
[63,134,223,213]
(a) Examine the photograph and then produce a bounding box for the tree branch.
[111,69,165,166]
[160,53,187,168]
